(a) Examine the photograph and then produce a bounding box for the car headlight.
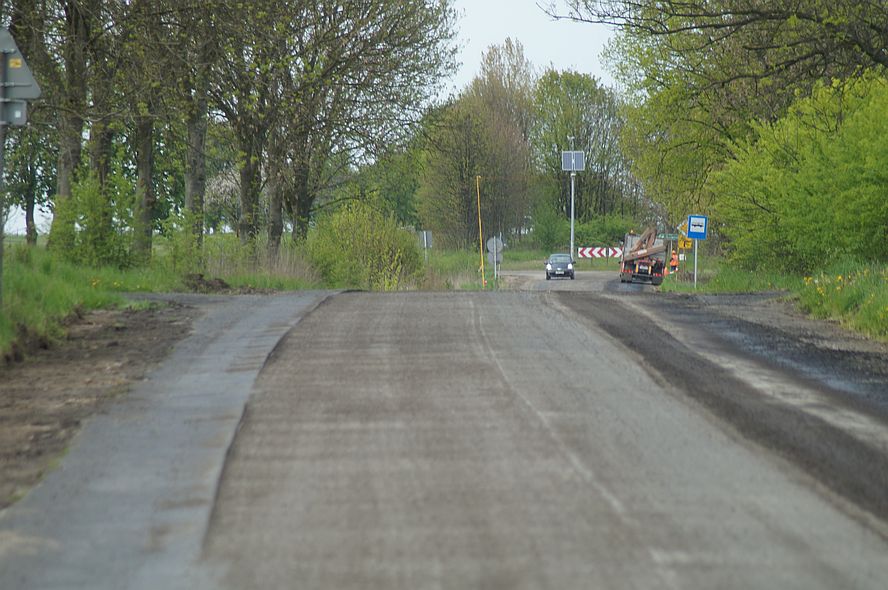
[546,263,552,271]
[567,263,573,270]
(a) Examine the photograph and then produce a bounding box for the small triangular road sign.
[0,28,41,100]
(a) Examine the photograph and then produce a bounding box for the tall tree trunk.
[291,160,312,240]
[48,0,90,250]
[88,120,114,188]
[267,179,283,262]
[237,131,261,245]
[24,154,37,245]
[25,190,37,245]
[87,118,114,246]
[266,130,284,261]
[132,115,155,263]
[185,93,207,251]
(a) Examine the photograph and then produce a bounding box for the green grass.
[1,245,126,353]
[0,236,323,358]
[423,249,483,290]
[661,257,888,342]
[661,261,800,294]
[796,260,888,340]
[223,273,317,291]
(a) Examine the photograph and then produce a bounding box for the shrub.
[306,202,423,291]
[575,215,635,247]
[50,172,135,268]
[530,202,569,252]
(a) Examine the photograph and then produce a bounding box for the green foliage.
[661,260,800,293]
[531,69,637,219]
[575,215,635,247]
[306,202,423,291]
[713,76,888,272]
[51,172,135,269]
[797,261,888,340]
[155,211,203,276]
[0,246,124,355]
[530,201,568,251]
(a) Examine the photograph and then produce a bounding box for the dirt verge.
[0,302,199,509]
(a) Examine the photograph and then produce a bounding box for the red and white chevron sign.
[577,247,622,258]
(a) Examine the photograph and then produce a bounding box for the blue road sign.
[687,215,708,240]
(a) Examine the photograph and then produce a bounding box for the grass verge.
[662,258,888,341]
[1,245,126,356]
[796,261,888,340]
[1,239,321,359]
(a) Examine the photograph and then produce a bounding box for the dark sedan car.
[545,253,575,280]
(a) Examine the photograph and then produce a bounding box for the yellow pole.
[476,175,486,288]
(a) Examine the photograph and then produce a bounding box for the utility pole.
[476,175,485,289]
[568,136,575,261]
[561,140,584,261]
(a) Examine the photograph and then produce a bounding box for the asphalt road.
[204,279,888,589]
[0,292,331,590]
[3,272,888,589]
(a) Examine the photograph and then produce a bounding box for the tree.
[45,0,102,249]
[546,0,888,221]
[546,1,888,76]
[531,69,636,222]
[466,39,535,239]
[271,0,458,245]
[418,40,537,246]
[4,128,57,245]
[416,100,487,247]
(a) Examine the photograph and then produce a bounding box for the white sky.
[3,2,617,235]
[443,0,615,95]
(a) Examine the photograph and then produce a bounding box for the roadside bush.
[155,211,203,276]
[713,75,888,273]
[306,202,423,291]
[575,215,635,247]
[530,202,568,252]
[51,172,135,268]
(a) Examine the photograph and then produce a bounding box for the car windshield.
[549,255,571,263]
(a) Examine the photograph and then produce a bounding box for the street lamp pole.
[568,136,575,261]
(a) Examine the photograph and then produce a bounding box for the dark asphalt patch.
[556,290,888,527]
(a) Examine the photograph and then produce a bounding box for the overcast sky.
[444,0,615,95]
[3,2,617,235]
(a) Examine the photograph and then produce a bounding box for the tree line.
[0,0,457,266]
[547,0,888,270]
[413,39,644,250]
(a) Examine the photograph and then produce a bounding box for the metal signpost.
[561,146,584,261]
[686,214,709,288]
[0,28,41,307]
[486,236,503,283]
[419,230,432,264]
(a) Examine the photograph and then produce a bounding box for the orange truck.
[619,227,666,285]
